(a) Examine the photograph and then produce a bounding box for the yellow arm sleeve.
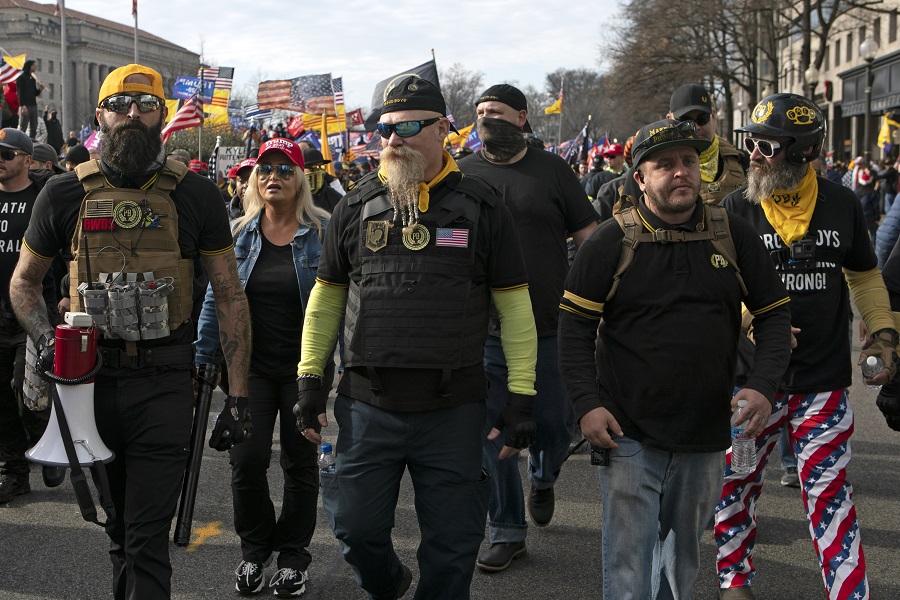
[843,267,895,334]
[491,287,537,396]
[297,281,348,377]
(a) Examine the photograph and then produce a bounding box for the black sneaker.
[235,559,268,595]
[0,473,30,503]
[269,568,307,597]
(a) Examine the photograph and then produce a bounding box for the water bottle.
[318,443,336,474]
[862,355,884,390]
[730,400,757,476]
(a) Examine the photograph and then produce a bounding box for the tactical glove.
[35,331,56,374]
[862,328,900,382]
[494,392,537,450]
[208,395,252,451]
[293,375,325,433]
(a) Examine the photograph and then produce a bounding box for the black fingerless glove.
[494,392,537,450]
[293,375,324,433]
[208,395,252,451]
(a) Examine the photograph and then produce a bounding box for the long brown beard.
[100,118,164,177]
[745,159,808,205]
[380,145,427,231]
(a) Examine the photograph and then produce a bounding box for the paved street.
[3,339,900,599]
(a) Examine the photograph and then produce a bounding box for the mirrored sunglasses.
[257,164,295,180]
[679,112,711,126]
[743,137,783,158]
[635,120,698,154]
[376,117,441,139]
[101,94,163,114]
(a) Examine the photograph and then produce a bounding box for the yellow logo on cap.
[751,101,774,124]
[409,83,419,91]
[786,105,816,125]
[701,95,709,103]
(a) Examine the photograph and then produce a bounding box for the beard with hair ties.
[745,157,810,205]
[380,145,427,232]
[100,117,164,178]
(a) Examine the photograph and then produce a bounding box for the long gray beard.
[745,160,809,205]
[100,119,165,178]
[381,146,427,231]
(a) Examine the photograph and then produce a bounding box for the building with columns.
[0,0,198,133]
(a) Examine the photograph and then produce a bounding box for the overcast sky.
[64,0,624,110]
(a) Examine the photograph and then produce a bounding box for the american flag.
[436,228,469,248]
[332,77,344,107]
[244,104,273,120]
[257,73,336,115]
[161,96,203,143]
[0,62,20,85]
[198,67,234,91]
[347,131,381,159]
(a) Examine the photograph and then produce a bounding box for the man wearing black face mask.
[458,84,598,572]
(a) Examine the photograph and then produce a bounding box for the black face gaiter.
[476,117,527,162]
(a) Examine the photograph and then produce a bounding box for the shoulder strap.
[75,159,105,192]
[347,172,383,206]
[453,174,497,208]
[705,204,748,296]
[607,196,642,302]
[156,158,189,191]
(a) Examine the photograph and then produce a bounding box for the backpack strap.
[607,195,641,302]
[704,204,748,296]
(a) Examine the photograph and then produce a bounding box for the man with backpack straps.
[558,118,791,599]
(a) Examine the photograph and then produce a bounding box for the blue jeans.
[482,335,575,543]
[598,435,725,600]
[777,424,797,470]
[321,394,490,600]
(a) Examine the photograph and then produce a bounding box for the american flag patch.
[436,228,468,248]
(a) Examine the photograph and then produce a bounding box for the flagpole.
[197,67,204,160]
[60,0,67,132]
[133,0,138,63]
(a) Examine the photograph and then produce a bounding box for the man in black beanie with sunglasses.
[296,75,539,599]
[9,64,251,599]
[667,84,746,205]
[457,83,598,573]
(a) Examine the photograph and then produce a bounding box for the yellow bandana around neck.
[698,135,719,182]
[759,165,818,245]
[377,150,460,213]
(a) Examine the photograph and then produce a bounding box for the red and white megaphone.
[26,312,114,467]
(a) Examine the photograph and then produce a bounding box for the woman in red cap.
[195,138,332,597]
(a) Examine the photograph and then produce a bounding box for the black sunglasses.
[257,164,295,180]
[635,121,698,154]
[100,94,163,114]
[743,137,784,158]
[678,112,711,126]
[0,149,28,161]
[376,117,441,139]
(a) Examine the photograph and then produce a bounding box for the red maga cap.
[258,138,305,169]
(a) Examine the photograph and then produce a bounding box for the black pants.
[229,372,319,570]
[0,326,49,477]
[93,365,194,600]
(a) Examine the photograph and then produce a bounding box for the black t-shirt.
[23,163,234,344]
[458,148,597,337]
[559,198,790,452]
[245,232,303,380]
[723,176,875,393]
[318,170,529,411]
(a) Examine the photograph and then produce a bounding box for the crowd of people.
[2,58,900,600]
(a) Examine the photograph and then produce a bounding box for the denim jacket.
[193,211,326,364]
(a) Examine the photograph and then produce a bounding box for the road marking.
[185,520,223,553]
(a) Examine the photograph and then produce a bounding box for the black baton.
[174,363,219,547]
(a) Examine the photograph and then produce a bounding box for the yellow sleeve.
[843,267,895,334]
[297,279,348,377]
[491,287,537,396]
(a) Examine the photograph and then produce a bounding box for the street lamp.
[860,37,879,163]
[804,64,820,100]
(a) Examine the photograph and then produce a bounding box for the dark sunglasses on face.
[376,117,441,139]
[678,112,711,126]
[635,120,698,154]
[743,137,784,158]
[257,164,295,179]
[100,94,163,114]
[0,149,28,161]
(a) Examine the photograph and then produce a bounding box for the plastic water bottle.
[318,443,336,474]
[862,356,884,390]
[730,400,757,476]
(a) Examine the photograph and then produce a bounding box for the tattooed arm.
[201,250,251,397]
[10,250,55,341]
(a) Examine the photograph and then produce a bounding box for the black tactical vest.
[342,174,495,371]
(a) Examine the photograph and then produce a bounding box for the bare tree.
[439,63,484,127]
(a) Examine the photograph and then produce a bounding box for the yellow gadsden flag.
[544,97,562,115]
[2,54,26,70]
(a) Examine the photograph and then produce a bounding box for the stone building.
[0,0,198,132]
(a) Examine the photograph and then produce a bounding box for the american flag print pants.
[714,389,868,599]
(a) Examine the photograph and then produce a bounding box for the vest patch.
[402,223,430,251]
[113,200,143,229]
[82,217,115,232]
[365,220,390,252]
